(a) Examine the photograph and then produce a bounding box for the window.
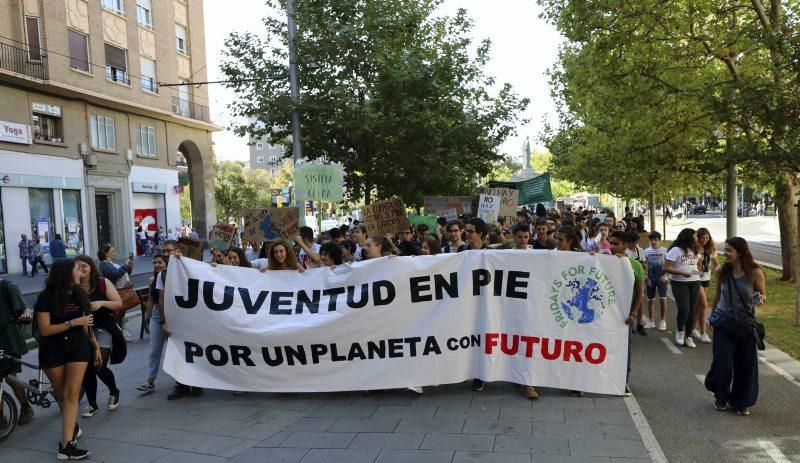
[61,190,84,257]
[90,115,116,150]
[25,17,42,61]
[140,57,157,92]
[104,44,129,84]
[255,142,264,151]
[32,103,63,143]
[68,30,90,72]
[29,189,55,247]
[175,25,187,54]
[256,156,264,164]
[136,0,153,28]
[268,143,276,150]
[269,155,277,163]
[136,125,157,156]
[102,0,124,15]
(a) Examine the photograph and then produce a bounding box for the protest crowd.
[0,200,767,460]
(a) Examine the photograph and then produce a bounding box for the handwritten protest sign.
[294,162,345,202]
[208,222,236,251]
[242,208,300,243]
[485,188,519,219]
[362,198,411,237]
[477,195,501,223]
[177,237,203,260]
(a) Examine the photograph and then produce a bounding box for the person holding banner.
[532,218,557,250]
[297,226,321,269]
[464,218,490,392]
[554,225,584,253]
[351,225,368,261]
[609,231,645,397]
[225,247,253,269]
[318,242,344,267]
[442,220,467,253]
[420,236,441,256]
[266,241,304,271]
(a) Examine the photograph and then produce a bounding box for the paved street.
[3,291,800,462]
[2,323,653,463]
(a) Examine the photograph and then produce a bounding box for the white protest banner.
[164,251,633,395]
[477,194,501,223]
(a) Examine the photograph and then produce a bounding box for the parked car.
[692,205,707,214]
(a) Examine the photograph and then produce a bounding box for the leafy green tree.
[214,160,258,221]
[220,0,528,208]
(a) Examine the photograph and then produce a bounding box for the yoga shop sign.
[163,251,634,395]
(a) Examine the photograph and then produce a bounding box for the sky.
[202,0,564,164]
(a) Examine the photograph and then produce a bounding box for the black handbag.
[726,276,765,350]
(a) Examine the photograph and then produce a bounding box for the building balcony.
[0,41,48,80]
[172,96,210,123]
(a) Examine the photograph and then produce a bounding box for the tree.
[220,0,528,208]
[214,160,258,221]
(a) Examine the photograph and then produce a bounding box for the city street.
[2,286,799,462]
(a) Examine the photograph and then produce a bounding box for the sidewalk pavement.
[4,256,155,296]
[0,335,653,463]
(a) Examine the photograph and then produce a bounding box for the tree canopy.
[220,0,529,207]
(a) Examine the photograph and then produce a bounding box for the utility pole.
[286,0,304,211]
[725,124,737,239]
[795,199,800,326]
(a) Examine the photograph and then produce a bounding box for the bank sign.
[0,121,32,145]
[132,182,168,193]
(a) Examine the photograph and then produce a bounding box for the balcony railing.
[0,41,48,80]
[172,96,210,123]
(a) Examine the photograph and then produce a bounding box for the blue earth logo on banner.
[550,266,614,328]
[560,278,604,324]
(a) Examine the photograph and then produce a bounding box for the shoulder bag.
[724,276,765,349]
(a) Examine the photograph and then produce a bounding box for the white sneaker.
[675,332,685,346]
[684,337,697,348]
[698,333,712,344]
[658,320,667,331]
[644,320,655,329]
[691,330,702,339]
[407,386,423,395]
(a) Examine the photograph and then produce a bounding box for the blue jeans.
[705,327,759,409]
[21,257,29,276]
[147,308,167,381]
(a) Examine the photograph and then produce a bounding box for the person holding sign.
[609,231,644,397]
[465,218,490,392]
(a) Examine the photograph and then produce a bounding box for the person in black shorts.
[34,259,101,460]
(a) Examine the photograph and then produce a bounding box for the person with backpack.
[704,237,765,415]
[75,255,124,418]
[34,258,101,460]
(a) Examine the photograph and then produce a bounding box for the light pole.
[286,0,303,212]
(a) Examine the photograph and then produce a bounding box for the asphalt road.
[630,296,800,462]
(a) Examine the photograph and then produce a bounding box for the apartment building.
[248,136,287,174]
[0,0,219,274]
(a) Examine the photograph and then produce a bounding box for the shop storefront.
[129,166,180,255]
[0,150,88,274]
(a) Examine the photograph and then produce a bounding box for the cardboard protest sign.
[242,208,300,243]
[208,222,236,251]
[177,236,203,260]
[485,188,519,219]
[440,208,458,221]
[362,198,411,237]
[294,162,345,202]
[423,196,473,215]
[477,195,501,223]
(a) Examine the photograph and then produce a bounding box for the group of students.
[1,204,768,460]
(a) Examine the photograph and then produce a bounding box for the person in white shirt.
[664,228,702,347]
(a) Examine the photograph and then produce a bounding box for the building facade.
[248,135,287,174]
[0,0,218,274]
